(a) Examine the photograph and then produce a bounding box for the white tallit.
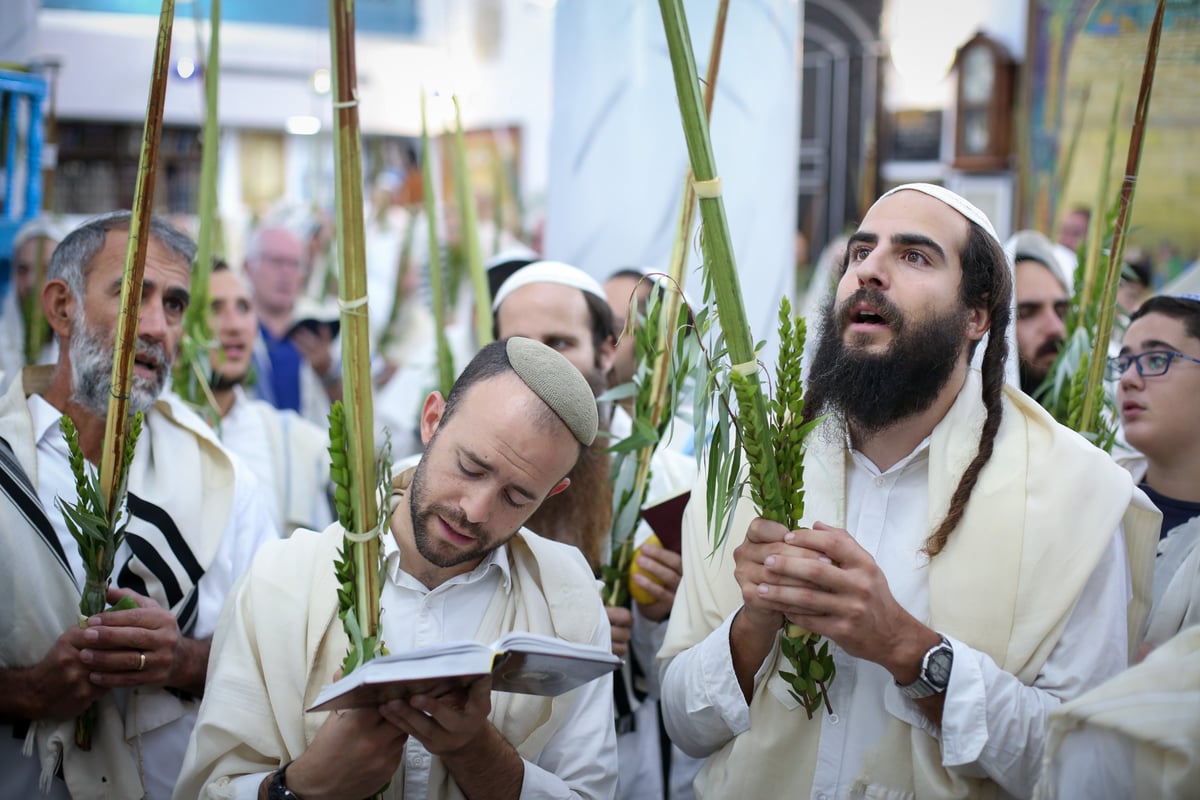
[1036,625,1200,799]
[660,368,1160,798]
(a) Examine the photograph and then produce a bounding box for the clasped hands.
[733,518,927,673]
[27,587,194,721]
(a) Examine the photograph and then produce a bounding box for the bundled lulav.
[656,0,830,717]
[327,402,391,674]
[604,0,728,608]
[603,282,697,606]
[57,413,143,749]
[733,300,832,718]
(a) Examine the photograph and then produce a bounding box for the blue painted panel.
[0,70,47,297]
[42,0,418,36]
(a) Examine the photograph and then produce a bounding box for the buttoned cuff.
[698,610,762,735]
[519,758,570,799]
[937,633,989,766]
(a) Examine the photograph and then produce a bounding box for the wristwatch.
[897,634,954,699]
[267,761,301,800]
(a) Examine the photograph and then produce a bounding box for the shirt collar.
[380,524,513,593]
[28,393,66,448]
[847,431,932,479]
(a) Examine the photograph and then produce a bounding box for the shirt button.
[874,476,886,487]
[827,713,839,725]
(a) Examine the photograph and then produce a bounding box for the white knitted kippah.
[872,183,1000,244]
[1005,229,1071,292]
[492,260,607,312]
[505,337,599,446]
[13,217,67,250]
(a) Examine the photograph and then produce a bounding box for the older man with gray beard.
[0,211,277,800]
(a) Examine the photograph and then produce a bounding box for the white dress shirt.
[218,386,282,526]
[661,436,1131,799]
[0,393,278,800]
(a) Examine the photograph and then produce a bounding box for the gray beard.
[69,311,170,417]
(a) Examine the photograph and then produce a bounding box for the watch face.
[927,646,953,687]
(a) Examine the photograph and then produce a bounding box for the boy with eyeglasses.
[1112,293,1200,649]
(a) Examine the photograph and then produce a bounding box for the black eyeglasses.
[1106,350,1200,380]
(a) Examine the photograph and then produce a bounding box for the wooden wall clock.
[952,32,1016,172]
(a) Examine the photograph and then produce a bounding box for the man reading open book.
[176,338,617,800]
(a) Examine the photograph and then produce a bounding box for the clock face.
[964,110,991,155]
[962,46,995,105]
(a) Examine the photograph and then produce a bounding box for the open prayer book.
[308,632,621,712]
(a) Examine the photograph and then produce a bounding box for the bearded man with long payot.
[659,184,1160,798]
[0,212,277,800]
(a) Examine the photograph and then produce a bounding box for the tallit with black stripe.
[0,366,236,799]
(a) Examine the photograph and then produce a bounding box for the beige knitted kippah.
[505,337,599,446]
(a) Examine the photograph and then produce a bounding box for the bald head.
[244,225,305,317]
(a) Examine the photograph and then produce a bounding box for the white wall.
[544,0,803,357]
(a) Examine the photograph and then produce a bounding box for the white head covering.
[491,260,606,311]
[13,216,66,250]
[1005,229,1072,292]
[871,183,1000,244]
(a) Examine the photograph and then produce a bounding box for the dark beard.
[209,369,246,392]
[1018,360,1048,396]
[1018,337,1061,397]
[807,288,969,435]
[522,440,612,574]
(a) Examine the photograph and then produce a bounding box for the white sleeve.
[518,604,619,799]
[660,610,774,759]
[888,528,1131,797]
[631,607,669,699]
